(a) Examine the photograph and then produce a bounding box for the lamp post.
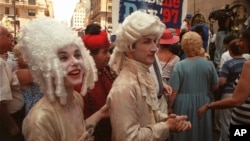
[12,0,16,39]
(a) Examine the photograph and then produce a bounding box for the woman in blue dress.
[168,31,219,141]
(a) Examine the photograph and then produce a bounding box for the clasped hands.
[166,113,192,133]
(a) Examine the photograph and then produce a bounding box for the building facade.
[87,0,112,30]
[71,0,87,28]
[0,0,53,37]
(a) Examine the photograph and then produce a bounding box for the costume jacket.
[22,91,93,141]
[107,57,169,141]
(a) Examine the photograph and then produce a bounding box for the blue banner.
[119,0,184,29]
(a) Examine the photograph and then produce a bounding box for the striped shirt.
[220,58,246,93]
[231,73,250,125]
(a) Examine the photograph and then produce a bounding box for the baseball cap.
[186,14,192,18]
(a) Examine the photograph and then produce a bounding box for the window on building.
[28,9,36,16]
[28,0,36,5]
[44,8,50,16]
[108,17,112,23]
[16,8,21,17]
[108,6,112,12]
[5,7,10,14]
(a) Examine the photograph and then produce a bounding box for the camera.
[208,5,236,21]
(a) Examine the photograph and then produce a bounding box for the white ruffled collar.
[122,57,159,110]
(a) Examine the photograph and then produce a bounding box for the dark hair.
[90,49,99,55]
[228,39,241,56]
[131,42,136,49]
[169,44,182,56]
[239,28,250,52]
[192,25,203,39]
[223,35,236,44]
[85,23,101,35]
[179,30,188,42]
[84,23,102,54]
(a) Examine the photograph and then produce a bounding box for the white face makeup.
[58,45,84,87]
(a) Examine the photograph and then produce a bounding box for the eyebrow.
[58,51,67,54]
[58,49,81,54]
[75,49,81,53]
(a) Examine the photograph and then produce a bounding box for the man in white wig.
[19,17,108,141]
[107,11,191,141]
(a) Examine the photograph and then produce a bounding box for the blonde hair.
[19,17,97,105]
[109,11,165,73]
[199,47,210,59]
[181,31,203,57]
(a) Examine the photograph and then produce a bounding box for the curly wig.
[19,17,97,105]
[109,11,165,73]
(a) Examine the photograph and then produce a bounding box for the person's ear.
[127,45,135,51]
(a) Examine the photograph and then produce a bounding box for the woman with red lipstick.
[19,17,108,141]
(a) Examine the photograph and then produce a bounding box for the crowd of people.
[0,9,250,141]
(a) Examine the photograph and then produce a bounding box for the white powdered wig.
[109,11,165,73]
[19,17,97,105]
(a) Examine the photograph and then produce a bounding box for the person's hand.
[168,113,176,118]
[175,119,191,132]
[86,104,110,127]
[197,104,208,118]
[99,104,109,118]
[174,115,191,132]
[163,83,172,96]
[166,114,191,133]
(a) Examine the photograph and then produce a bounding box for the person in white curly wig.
[19,17,109,141]
[107,11,191,141]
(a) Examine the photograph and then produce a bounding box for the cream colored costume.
[22,91,92,141]
[107,58,169,141]
[19,17,97,141]
[107,11,168,141]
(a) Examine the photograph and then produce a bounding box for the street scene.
[0,0,250,141]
